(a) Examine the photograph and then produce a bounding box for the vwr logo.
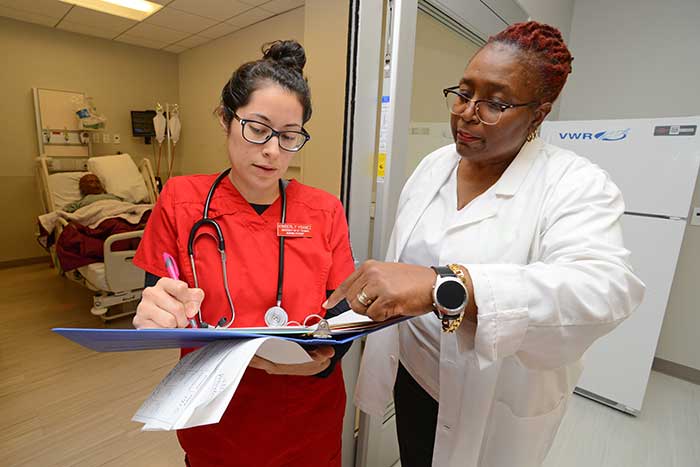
[559,128,630,141]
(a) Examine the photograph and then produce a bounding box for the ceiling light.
[59,0,163,22]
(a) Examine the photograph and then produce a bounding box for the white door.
[371,0,529,260]
[575,214,686,414]
[347,1,528,466]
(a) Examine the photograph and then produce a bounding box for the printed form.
[132,311,383,431]
[133,337,312,431]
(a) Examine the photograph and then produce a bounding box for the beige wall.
[0,16,178,263]
[406,12,481,180]
[301,0,349,197]
[411,11,481,124]
[3,4,351,263]
[177,8,306,181]
[177,3,349,197]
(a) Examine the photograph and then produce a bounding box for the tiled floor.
[544,370,700,467]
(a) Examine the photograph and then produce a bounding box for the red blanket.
[55,211,151,271]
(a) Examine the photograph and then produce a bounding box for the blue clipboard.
[53,317,408,352]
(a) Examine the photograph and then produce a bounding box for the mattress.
[78,262,108,291]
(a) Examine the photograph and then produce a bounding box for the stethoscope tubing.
[276,182,286,306]
[188,168,287,328]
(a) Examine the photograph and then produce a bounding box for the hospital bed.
[37,154,158,321]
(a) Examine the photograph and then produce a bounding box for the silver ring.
[357,289,373,307]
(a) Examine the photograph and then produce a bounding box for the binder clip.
[311,319,332,339]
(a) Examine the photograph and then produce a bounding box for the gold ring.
[357,289,373,307]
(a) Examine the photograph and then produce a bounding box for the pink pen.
[162,252,198,328]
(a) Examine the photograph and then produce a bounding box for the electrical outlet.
[691,207,700,226]
[113,134,121,144]
[102,133,110,144]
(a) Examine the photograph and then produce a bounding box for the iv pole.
[153,102,180,185]
[165,103,181,180]
[166,103,172,177]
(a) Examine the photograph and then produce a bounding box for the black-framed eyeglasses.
[233,113,310,152]
[442,86,537,125]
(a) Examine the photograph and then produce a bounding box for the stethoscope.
[187,168,289,328]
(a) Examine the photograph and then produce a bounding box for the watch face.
[436,280,466,310]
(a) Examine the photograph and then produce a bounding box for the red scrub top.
[133,174,355,467]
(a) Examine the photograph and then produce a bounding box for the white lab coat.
[354,138,645,467]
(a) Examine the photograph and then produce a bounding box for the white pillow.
[48,171,89,210]
[87,154,148,203]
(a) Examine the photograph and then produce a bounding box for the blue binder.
[53,317,407,352]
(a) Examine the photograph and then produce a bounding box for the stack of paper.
[133,337,313,431]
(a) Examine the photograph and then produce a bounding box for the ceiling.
[0,0,305,53]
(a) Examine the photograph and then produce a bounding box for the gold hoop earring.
[526,129,538,142]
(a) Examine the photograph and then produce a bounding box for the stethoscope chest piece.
[264,305,289,327]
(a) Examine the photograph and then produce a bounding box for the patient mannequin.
[63,174,122,212]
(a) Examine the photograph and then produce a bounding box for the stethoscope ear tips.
[217,317,228,328]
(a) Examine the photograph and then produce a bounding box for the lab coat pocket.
[480,396,567,467]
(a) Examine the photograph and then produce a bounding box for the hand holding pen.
[132,253,205,330]
[163,253,200,328]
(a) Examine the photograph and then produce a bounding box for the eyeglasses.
[233,113,310,152]
[443,86,536,125]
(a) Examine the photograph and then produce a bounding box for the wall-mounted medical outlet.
[48,158,88,171]
[691,207,700,226]
[113,134,121,144]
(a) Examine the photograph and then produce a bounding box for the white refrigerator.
[540,116,700,415]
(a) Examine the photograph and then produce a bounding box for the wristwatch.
[431,265,468,322]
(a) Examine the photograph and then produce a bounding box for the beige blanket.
[39,199,153,235]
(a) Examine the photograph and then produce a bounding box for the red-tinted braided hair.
[487,21,573,103]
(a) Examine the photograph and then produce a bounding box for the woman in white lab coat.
[324,21,645,467]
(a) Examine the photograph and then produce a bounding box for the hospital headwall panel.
[34,88,91,158]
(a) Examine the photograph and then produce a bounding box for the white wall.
[558,0,700,371]
[516,0,575,120]
[516,0,574,41]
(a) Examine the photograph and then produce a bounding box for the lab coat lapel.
[448,196,499,230]
[388,153,459,261]
[447,139,544,231]
[492,138,543,197]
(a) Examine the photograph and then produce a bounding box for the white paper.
[133,337,313,431]
[206,310,374,334]
[132,311,384,432]
[254,337,314,364]
[326,310,374,326]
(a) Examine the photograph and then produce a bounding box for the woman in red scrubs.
[132,40,355,466]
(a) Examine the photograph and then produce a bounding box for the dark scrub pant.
[393,362,439,467]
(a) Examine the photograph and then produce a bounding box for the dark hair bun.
[262,40,306,73]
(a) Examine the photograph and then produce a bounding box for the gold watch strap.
[442,264,467,333]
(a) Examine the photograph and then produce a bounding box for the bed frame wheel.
[90,306,109,316]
